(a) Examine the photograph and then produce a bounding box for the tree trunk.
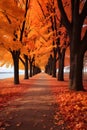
[58,48,65,81]
[49,55,53,75]
[49,63,52,75]
[68,12,85,90]
[12,50,20,84]
[52,49,57,77]
[33,65,35,76]
[30,61,32,77]
[57,0,87,91]
[24,55,29,79]
[68,2,85,90]
[69,49,84,91]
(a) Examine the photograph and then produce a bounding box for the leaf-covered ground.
[0,76,29,111]
[0,74,87,130]
[50,75,87,130]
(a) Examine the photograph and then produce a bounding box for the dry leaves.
[51,85,87,130]
[0,77,29,110]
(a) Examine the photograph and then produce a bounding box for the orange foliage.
[0,0,86,69]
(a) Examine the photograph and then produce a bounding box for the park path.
[0,73,60,130]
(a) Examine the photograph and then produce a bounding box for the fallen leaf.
[16,122,22,127]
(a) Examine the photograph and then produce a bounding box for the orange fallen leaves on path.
[50,77,87,130]
[0,73,87,130]
[0,76,29,110]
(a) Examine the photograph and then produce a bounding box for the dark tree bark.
[24,55,29,79]
[20,0,29,41]
[69,31,87,90]
[19,0,29,80]
[49,54,53,75]
[47,2,57,77]
[33,65,41,75]
[11,50,20,84]
[57,0,87,90]
[33,65,35,76]
[52,48,57,77]
[20,0,29,80]
[69,1,87,90]
[58,48,65,81]
[69,44,87,90]
[19,55,29,79]
[29,56,35,77]
[47,54,53,75]
[11,0,29,84]
[30,61,33,77]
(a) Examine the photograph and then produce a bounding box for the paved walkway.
[0,73,59,130]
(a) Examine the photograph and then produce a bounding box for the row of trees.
[45,0,87,91]
[0,0,43,84]
[0,0,54,84]
[0,0,87,91]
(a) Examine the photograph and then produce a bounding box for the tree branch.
[19,56,25,65]
[81,30,87,51]
[20,0,29,42]
[37,0,46,18]
[56,56,59,62]
[80,1,87,25]
[57,0,71,32]
[3,13,11,24]
[57,46,61,57]
[82,30,87,44]
[71,0,74,17]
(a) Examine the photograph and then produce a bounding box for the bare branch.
[19,56,25,65]
[0,8,19,21]
[36,0,46,18]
